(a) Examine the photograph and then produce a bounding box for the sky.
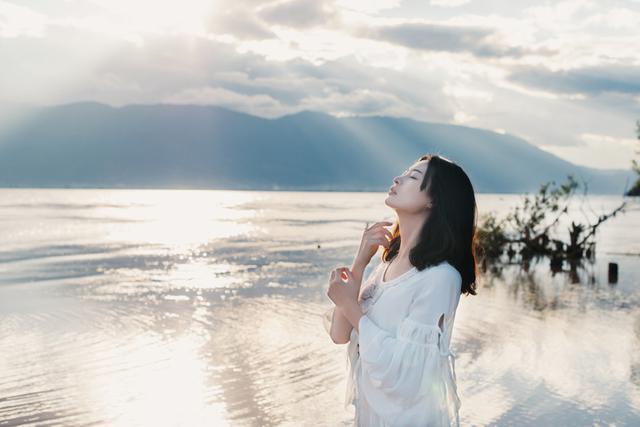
[1,0,639,170]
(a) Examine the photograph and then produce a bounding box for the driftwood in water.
[476,175,627,273]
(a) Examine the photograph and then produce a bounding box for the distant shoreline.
[0,185,630,195]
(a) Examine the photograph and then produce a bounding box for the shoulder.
[439,261,462,286]
[415,261,462,292]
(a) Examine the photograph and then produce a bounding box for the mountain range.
[0,102,634,194]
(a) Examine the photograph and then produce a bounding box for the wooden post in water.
[608,262,618,284]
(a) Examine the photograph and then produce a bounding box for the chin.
[384,197,395,208]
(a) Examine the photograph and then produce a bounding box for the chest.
[360,282,416,330]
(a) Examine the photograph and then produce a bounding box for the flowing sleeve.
[357,266,460,409]
[322,305,334,337]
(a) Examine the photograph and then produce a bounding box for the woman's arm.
[329,258,366,344]
[329,220,392,344]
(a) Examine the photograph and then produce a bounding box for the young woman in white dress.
[324,154,478,426]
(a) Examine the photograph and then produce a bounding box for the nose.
[393,176,400,185]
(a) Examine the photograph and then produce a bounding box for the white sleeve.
[357,266,460,406]
[322,305,334,337]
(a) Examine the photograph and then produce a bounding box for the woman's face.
[384,159,433,214]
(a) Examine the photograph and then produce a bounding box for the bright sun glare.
[89,0,217,35]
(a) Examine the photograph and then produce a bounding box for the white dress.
[323,259,463,426]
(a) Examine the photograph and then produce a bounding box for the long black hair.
[382,154,478,296]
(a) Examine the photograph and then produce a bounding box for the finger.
[365,221,387,230]
[370,221,394,230]
[376,237,390,248]
[369,233,393,244]
[381,229,393,240]
[372,229,393,241]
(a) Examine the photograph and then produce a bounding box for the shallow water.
[0,189,638,426]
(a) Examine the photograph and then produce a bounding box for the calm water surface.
[0,189,639,426]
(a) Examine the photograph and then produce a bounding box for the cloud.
[452,111,478,124]
[299,87,405,116]
[540,132,640,169]
[0,1,47,38]
[430,0,471,7]
[524,1,599,31]
[362,21,553,58]
[581,7,640,31]
[1,0,640,170]
[258,0,337,28]
[334,0,401,14]
[207,9,274,40]
[508,64,640,96]
[443,83,494,102]
[17,31,449,122]
[164,86,294,117]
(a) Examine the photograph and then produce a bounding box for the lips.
[388,188,397,194]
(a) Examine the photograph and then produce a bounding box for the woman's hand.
[354,221,394,267]
[327,267,359,309]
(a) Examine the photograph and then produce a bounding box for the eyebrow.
[408,168,423,174]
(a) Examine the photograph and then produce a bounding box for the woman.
[324,154,478,426]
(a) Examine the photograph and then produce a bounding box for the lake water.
[0,189,639,426]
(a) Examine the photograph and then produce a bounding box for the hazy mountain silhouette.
[0,102,633,193]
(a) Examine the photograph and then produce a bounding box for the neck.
[395,211,427,262]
